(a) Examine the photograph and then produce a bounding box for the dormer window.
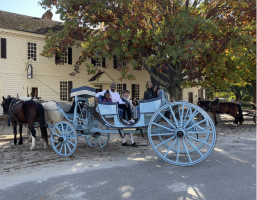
[28,42,37,61]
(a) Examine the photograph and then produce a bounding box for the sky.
[0,0,62,22]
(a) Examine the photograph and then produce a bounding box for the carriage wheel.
[85,124,110,148]
[148,102,216,166]
[51,121,78,157]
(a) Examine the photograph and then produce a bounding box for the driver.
[95,83,134,124]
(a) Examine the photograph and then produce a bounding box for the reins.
[0,115,7,131]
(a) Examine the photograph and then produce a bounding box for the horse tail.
[37,103,49,145]
[237,104,244,124]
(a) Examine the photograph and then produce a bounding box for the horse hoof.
[30,147,36,151]
[18,141,23,145]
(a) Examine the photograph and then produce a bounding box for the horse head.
[1,96,12,115]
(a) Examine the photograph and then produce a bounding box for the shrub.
[242,95,252,101]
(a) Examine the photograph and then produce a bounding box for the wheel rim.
[148,102,216,166]
[85,124,110,148]
[51,121,77,156]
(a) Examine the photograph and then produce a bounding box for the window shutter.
[123,84,126,91]
[68,81,73,101]
[68,47,72,65]
[91,58,96,66]
[1,38,7,59]
[113,55,117,69]
[132,84,135,99]
[102,57,105,68]
[55,46,60,64]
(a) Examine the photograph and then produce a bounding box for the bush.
[242,95,252,101]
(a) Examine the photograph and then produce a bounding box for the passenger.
[121,90,138,147]
[102,90,112,102]
[95,83,134,124]
[143,81,154,100]
[132,98,139,107]
[152,84,160,98]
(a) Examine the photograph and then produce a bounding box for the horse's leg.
[29,124,37,151]
[213,112,217,125]
[12,121,17,145]
[36,127,41,141]
[18,124,23,145]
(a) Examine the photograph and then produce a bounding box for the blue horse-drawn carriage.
[50,86,216,166]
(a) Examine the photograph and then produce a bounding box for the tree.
[38,0,256,101]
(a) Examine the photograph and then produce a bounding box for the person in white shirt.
[95,83,134,124]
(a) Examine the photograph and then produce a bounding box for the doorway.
[188,92,193,103]
[31,87,38,98]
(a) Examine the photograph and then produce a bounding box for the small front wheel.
[51,121,78,156]
[85,124,110,148]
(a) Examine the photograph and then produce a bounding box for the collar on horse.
[9,99,23,121]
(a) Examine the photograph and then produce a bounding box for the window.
[1,38,7,59]
[132,84,140,100]
[61,49,67,64]
[92,57,105,68]
[114,55,125,69]
[117,84,126,96]
[60,81,68,101]
[28,42,37,61]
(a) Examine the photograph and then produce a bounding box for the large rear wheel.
[148,102,216,166]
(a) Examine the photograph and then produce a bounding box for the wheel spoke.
[52,132,61,137]
[67,140,76,147]
[61,123,64,134]
[64,142,67,155]
[185,137,203,157]
[158,112,176,129]
[151,132,175,136]
[66,141,72,153]
[94,138,97,147]
[98,138,103,147]
[99,137,106,143]
[183,109,199,129]
[184,107,191,121]
[176,139,180,163]
[54,141,61,148]
[185,119,206,131]
[180,104,184,127]
[155,135,176,148]
[187,135,211,146]
[56,126,63,136]
[187,131,213,134]
[152,122,175,132]
[59,143,64,153]
[182,138,192,163]
[169,105,179,127]
[164,138,178,157]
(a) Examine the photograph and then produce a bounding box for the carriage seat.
[56,102,72,113]
[97,96,125,119]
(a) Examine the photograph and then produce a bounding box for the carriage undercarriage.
[49,86,216,167]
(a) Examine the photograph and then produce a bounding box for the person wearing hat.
[6,95,11,126]
[121,90,138,147]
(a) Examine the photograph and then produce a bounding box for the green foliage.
[242,95,252,101]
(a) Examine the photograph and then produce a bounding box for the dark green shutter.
[132,84,135,99]
[55,46,60,64]
[102,57,105,68]
[68,81,73,101]
[1,38,6,59]
[123,84,126,91]
[91,58,96,66]
[114,55,117,69]
[68,47,72,65]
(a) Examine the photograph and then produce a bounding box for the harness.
[9,99,23,122]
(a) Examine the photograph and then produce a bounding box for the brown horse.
[1,97,48,150]
[197,100,244,125]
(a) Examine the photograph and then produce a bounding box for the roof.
[0,10,64,35]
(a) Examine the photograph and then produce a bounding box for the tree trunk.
[251,80,256,104]
[168,86,180,101]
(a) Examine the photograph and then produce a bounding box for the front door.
[188,92,193,103]
[31,87,38,98]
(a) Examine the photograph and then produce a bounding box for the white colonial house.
[0,10,204,112]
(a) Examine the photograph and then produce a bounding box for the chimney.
[42,10,53,20]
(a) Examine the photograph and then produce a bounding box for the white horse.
[19,97,64,150]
